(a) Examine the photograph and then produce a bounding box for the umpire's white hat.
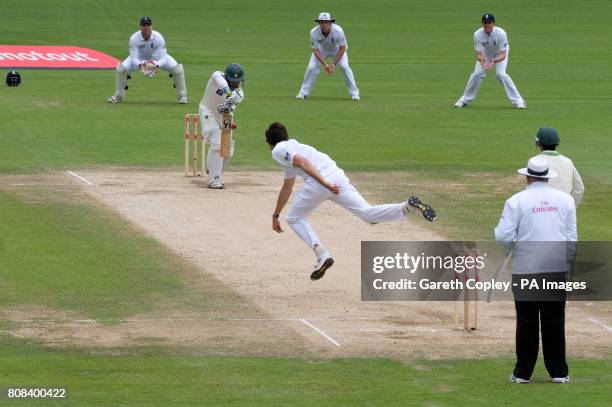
[518,157,558,179]
[315,12,335,23]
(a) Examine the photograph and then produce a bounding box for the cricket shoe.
[311,252,334,281]
[405,197,437,222]
[296,92,307,99]
[208,181,224,189]
[510,375,530,384]
[352,95,360,101]
[178,96,188,104]
[516,101,527,109]
[454,99,467,108]
[551,376,570,384]
[108,95,122,103]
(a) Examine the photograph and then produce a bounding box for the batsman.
[198,64,245,189]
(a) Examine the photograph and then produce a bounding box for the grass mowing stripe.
[0,337,610,406]
[0,189,202,320]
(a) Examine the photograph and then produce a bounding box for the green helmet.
[536,127,560,146]
[225,63,244,84]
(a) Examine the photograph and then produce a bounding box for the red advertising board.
[0,45,119,69]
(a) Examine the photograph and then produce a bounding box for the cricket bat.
[220,112,233,158]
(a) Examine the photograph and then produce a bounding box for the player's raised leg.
[331,174,404,223]
[330,172,436,222]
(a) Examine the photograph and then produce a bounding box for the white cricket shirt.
[473,26,509,57]
[128,30,167,65]
[272,139,339,183]
[199,71,244,122]
[310,24,348,52]
[537,151,585,205]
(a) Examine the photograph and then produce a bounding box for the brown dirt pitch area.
[3,169,611,360]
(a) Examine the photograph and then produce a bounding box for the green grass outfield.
[1,0,611,405]
[1,337,611,406]
[0,190,229,320]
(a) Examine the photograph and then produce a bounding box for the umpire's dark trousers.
[512,274,569,380]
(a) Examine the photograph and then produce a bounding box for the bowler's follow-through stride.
[265,122,436,280]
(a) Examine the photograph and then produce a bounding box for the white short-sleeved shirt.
[272,139,339,183]
[473,26,509,57]
[310,24,348,53]
[199,71,244,122]
[128,30,168,65]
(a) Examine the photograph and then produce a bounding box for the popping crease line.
[66,170,94,185]
[587,317,612,332]
[4,317,440,323]
[300,319,342,347]
[4,316,596,323]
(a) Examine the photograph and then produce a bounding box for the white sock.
[313,244,327,258]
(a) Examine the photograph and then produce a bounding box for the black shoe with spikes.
[408,197,437,222]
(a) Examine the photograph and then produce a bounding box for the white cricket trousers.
[286,170,405,249]
[459,53,524,105]
[299,50,359,98]
[121,54,179,73]
[199,112,234,185]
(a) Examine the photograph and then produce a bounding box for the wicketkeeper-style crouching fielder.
[266,122,436,280]
[198,64,245,189]
[108,16,187,104]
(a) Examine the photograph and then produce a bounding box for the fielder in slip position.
[266,122,436,280]
[108,17,187,104]
[454,13,525,109]
[296,12,360,100]
[198,64,245,189]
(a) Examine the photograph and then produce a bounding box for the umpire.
[494,156,577,384]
